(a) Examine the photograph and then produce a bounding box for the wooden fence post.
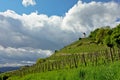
[73,54,78,68]
[95,52,98,66]
[110,48,114,62]
[82,54,87,66]
[118,49,120,60]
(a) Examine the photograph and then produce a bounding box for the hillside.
[0,24,120,80]
[0,67,19,73]
[54,38,107,55]
[8,61,120,80]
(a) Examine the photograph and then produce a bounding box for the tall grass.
[8,61,120,80]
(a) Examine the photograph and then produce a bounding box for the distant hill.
[0,67,19,73]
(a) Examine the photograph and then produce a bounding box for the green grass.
[8,61,120,80]
[4,38,119,80]
[55,38,108,55]
[1,37,119,80]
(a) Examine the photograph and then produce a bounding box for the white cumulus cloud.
[62,1,120,33]
[22,0,36,7]
[0,45,52,67]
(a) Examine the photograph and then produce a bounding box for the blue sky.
[0,0,78,16]
[0,0,120,67]
[0,0,118,16]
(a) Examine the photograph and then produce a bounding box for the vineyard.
[0,24,120,80]
[1,48,119,79]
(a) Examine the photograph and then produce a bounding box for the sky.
[0,0,78,16]
[0,0,120,67]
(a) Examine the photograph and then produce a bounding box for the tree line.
[89,24,120,49]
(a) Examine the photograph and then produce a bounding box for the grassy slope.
[9,61,120,80]
[54,38,107,55]
[3,25,120,80]
[2,37,119,80]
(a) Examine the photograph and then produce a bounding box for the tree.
[103,28,113,47]
[111,24,120,48]
[89,26,111,44]
[89,28,99,39]
[104,35,113,48]
[96,28,105,44]
[104,35,114,61]
[111,32,120,48]
[36,58,46,64]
